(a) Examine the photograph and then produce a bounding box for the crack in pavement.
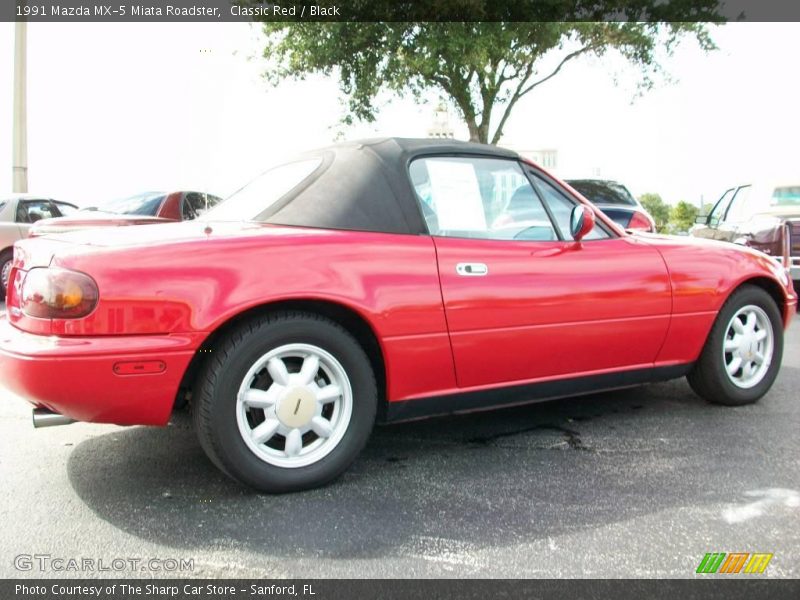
[467,423,591,451]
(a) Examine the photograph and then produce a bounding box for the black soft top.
[264,137,520,235]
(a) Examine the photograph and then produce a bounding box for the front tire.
[687,285,783,406]
[193,311,377,493]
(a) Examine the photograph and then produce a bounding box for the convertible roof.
[264,137,520,235]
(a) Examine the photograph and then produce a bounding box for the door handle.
[456,262,488,276]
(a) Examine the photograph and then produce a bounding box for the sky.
[0,21,798,208]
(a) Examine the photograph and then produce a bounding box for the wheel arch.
[733,275,789,325]
[176,298,387,413]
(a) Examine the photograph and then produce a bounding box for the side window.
[54,202,78,217]
[409,157,558,241]
[16,200,59,224]
[530,174,610,241]
[708,188,734,226]
[181,192,218,220]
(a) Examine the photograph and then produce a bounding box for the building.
[427,103,455,139]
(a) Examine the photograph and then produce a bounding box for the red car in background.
[29,190,223,237]
[0,138,795,493]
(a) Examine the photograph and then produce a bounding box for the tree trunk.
[460,100,490,144]
[467,123,491,144]
[466,120,483,144]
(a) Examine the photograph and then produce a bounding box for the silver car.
[0,195,78,299]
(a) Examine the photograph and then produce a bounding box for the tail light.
[628,210,656,232]
[20,267,98,319]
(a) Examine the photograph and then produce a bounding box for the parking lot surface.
[0,302,798,578]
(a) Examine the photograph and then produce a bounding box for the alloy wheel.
[235,343,353,468]
[722,304,774,389]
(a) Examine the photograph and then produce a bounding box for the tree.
[639,193,670,232]
[255,2,721,144]
[669,200,699,233]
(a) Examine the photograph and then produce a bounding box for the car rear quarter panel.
[44,226,456,402]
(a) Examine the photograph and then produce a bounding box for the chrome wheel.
[722,304,774,389]
[235,343,353,469]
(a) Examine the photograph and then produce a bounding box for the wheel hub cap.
[235,343,353,469]
[723,304,774,389]
[276,387,317,428]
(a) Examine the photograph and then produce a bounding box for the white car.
[0,195,78,299]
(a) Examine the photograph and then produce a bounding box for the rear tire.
[193,311,377,493]
[0,249,13,301]
[687,285,783,406]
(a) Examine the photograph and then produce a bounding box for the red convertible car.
[0,138,796,492]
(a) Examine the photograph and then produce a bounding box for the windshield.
[89,192,166,216]
[202,158,322,222]
[772,186,800,206]
[567,181,637,206]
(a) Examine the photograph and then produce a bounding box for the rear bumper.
[0,317,203,426]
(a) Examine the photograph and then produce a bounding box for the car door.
[693,188,735,240]
[714,185,753,243]
[410,155,672,389]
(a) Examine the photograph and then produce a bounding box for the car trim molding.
[382,363,693,423]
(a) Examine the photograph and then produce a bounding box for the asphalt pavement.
[1,301,798,578]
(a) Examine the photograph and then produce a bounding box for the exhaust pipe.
[32,408,75,428]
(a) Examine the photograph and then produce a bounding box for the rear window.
[95,192,166,216]
[567,181,637,206]
[203,158,322,222]
[182,192,222,220]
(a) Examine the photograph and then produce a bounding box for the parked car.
[0,138,795,493]
[29,190,223,237]
[565,179,657,232]
[0,195,78,299]
[691,183,800,289]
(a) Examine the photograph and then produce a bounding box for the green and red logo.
[696,552,773,574]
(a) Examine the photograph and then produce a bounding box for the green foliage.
[669,200,700,233]
[254,2,721,143]
[639,193,671,232]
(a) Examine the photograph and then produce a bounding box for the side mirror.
[569,205,595,241]
[694,215,707,225]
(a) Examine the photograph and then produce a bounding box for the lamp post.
[12,20,28,193]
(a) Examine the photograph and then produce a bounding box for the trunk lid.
[13,220,310,266]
